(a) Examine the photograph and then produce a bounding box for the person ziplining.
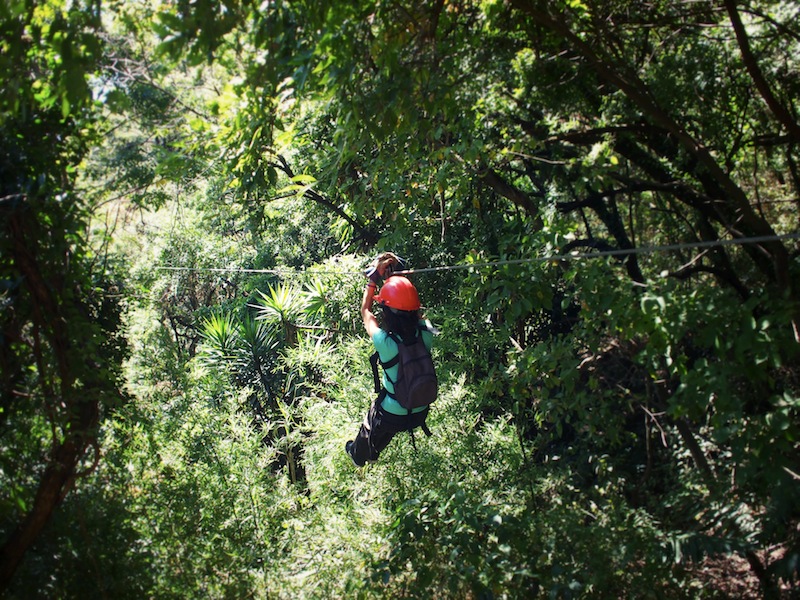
[345,253,439,467]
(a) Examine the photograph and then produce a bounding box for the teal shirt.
[372,320,435,415]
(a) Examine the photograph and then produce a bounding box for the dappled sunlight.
[3,0,798,597]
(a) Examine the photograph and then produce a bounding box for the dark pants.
[349,394,429,466]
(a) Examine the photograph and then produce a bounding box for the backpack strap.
[372,331,419,390]
[378,333,401,386]
[374,326,435,404]
[407,409,433,454]
[379,328,423,371]
[381,354,400,370]
[369,351,382,394]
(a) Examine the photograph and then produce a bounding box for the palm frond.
[199,311,240,367]
[303,278,327,318]
[253,283,309,324]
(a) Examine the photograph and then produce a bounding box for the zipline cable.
[393,232,800,275]
[153,232,800,278]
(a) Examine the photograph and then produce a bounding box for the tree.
[3,0,798,594]
[155,0,798,590]
[0,1,127,588]
[505,0,799,328]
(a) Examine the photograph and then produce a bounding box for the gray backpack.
[370,326,438,411]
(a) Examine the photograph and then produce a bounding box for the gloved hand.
[364,264,383,285]
[381,252,406,276]
[364,252,404,284]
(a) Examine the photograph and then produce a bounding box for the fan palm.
[253,283,309,345]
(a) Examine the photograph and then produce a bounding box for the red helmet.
[375,276,421,311]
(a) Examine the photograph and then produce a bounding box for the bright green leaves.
[303,278,328,319]
[253,282,309,330]
[462,236,561,337]
[276,172,317,199]
[382,482,536,596]
[13,1,101,119]
[199,311,241,364]
[381,470,675,598]
[153,0,248,66]
[199,308,281,389]
[0,0,102,193]
[146,0,315,209]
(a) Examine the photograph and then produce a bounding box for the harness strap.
[407,405,434,453]
[369,351,382,394]
[381,354,399,386]
[367,388,388,456]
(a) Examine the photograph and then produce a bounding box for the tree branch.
[724,0,800,145]
[271,155,376,245]
[508,0,793,298]
[668,264,749,300]
[476,164,544,228]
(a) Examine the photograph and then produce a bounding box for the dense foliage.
[0,0,127,588]
[1,0,799,598]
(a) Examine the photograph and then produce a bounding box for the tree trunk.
[0,209,101,591]
[0,436,89,588]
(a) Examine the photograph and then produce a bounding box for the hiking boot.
[345,441,362,467]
